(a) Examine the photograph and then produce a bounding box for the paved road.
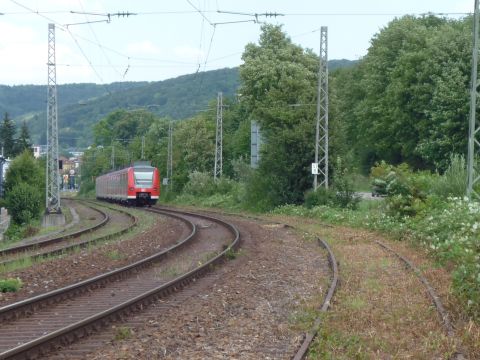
[357,192,385,200]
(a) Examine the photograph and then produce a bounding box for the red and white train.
[96,163,160,206]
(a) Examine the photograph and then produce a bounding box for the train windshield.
[134,168,154,187]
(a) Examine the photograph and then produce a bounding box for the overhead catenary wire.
[76,0,124,78]
[6,0,472,87]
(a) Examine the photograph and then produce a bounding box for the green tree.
[4,150,44,224]
[4,150,45,194]
[239,24,319,208]
[332,15,471,172]
[0,112,16,158]
[93,109,156,145]
[15,121,32,155]
[6,182,43,224]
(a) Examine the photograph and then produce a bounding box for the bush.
[430,154,467,198]
[0,278,23,292]
[6,183,43,225]
[370,162,428,218]
[332,157,361,209]
[182,171,217,197]
[304,188,333,208]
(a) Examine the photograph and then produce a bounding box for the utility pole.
[45,23,62,215]
[167,120,173,189]
[141,136,145,160]
[214,92,223,180]
[468,0,480,200]
[111,143,115,170]
[0,150,5,198]
[313,26,329,190]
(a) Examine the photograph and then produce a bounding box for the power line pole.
[214,92,223,180]
[468,0,480,200]
[141,136,145,160]
[46,23,61,214]
[167,120,173,189]
[111,143,115,169]
[314,26,329,190]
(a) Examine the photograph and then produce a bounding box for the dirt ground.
[57,214,330,359]
[2,206,478,359]
[270,215,480,359]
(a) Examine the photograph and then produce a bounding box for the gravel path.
[74,214,331,359]
[0,209,186,306]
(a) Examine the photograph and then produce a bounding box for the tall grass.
[431,154,467,197]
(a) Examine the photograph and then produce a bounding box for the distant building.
[32,145,47,159]
[59,156,81,190]
[0,157,11,198]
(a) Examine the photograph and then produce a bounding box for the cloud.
[126,40,162,55]
[173,46,204,60]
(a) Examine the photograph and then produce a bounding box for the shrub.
[371,162,428,218]
[430,154,467,198]
[6,183,43,225]
[0,277,23,292]
[182,171,216,197]
[332,157,361,209]
[304,188,333,208]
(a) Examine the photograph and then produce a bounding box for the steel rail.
[0,208,187,323]
[292,237,339,360]
[0,208,239,360]
[0,201,138,270]
[0,202,109,257]
[171,206,339,360]
[375,240,466,360]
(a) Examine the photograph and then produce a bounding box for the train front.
[129,165,160,206]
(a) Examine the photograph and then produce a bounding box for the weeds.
[105,249,125,261]
[225,247,237,260]
[114,326,132,341]
[0,277,23,292]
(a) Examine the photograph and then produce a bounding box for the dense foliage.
[333,15,472,172]
[4,151,45,225]
[6,182,43,225]
[0,113,16,158]
[0,114,33,159]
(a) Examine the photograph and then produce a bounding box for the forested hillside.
[0,82,147,118]
[17,68,240,146]
[3,60,356,147]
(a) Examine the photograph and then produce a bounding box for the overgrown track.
[0,207,240,360]
[0,203,109,257]
[0,201,136,269]
[375,240,466,360]
[292,237,338,360]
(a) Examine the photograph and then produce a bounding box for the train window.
[134,169,154,187]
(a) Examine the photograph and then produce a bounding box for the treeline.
[0,113,32,158]
[333,15,472,173]
[82,16,474,208]
[0,82,147,119]
[17,68,240,147]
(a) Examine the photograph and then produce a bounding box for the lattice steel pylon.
[314,26,329,190]
[468,0,480,200]
[214,92,223,180]
[46,23,61,213]
[167,120,173,189]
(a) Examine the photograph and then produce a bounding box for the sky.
[0,0,474,85]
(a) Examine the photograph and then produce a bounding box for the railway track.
[0,201,136,270]
[0,207,240,359]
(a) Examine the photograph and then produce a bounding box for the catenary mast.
[314,26,329,190]
[46,23,61,214]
